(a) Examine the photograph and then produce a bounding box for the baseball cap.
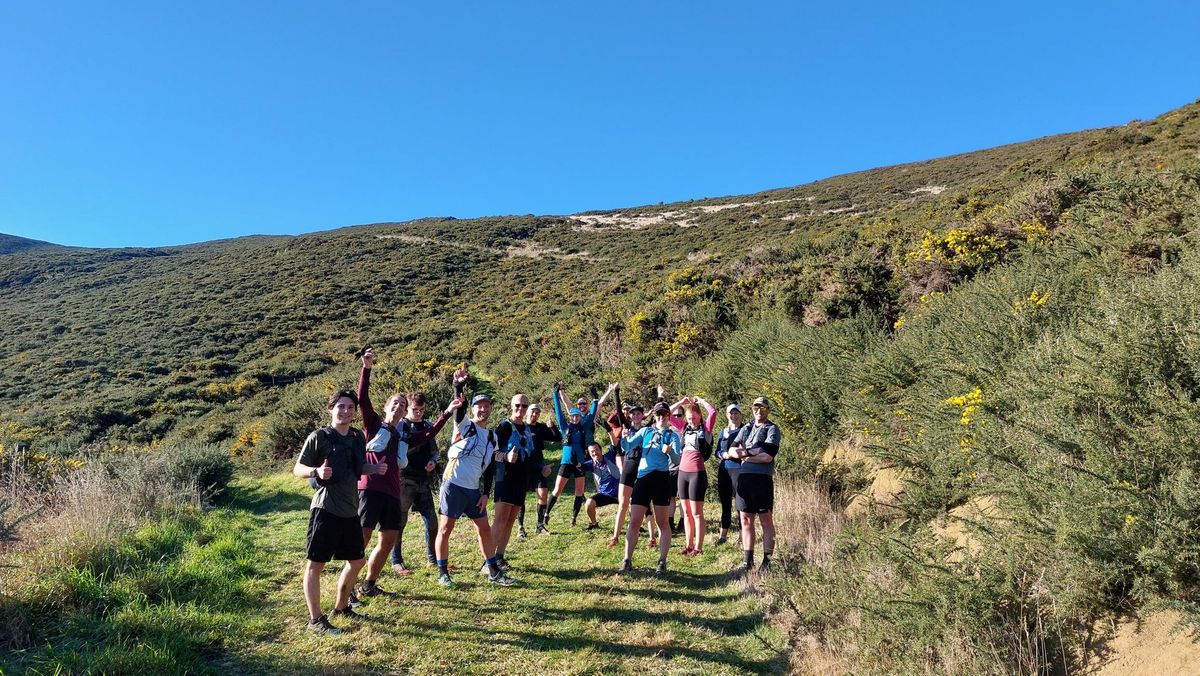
[471,394,493,405]
[726,403,742,414]
[529,403,541,411]
[752,396,771,409]
[628,402,644,412]
[653,402,671,415]
[569,407,582,416]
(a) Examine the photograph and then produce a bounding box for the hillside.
[4,99,1200,673]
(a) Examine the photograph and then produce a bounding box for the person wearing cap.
[433,387,515,588]
[604,384,642,547]
[488,394,534,569]
[728,396,782,572]
[518,402,558,536]
[546,381,615,527]
[620,400,681,575]
[713,403,747,545]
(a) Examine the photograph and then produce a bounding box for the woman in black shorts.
[620,402,681,575]
[677,402,713,557]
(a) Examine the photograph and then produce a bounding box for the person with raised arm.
[620,401,681,575]
[677,400,715,557]
[518,402,558,536]
[728,396,782,573]
[488,393,534,569]
[292,390,386,636]
[545,381,615,527]
[608,385,646,549]
[355,348,463,595]
[433,370,515,588]
[713,403,746,545]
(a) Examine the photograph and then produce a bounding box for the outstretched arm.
[358,349,381,438]
[552,382,568,434]
[453,364,469,424]
[696,397,717,434]
[409,394,465,446]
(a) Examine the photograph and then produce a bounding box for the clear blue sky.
[2,2,1198,248]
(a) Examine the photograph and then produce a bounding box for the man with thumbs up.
[293,389,386,636]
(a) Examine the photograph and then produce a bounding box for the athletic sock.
[537,504,546,526]
[437,559,449,575]
[546,495,558,520]
[743,550,755,568]
[518,505,526,529]
[762,550,772,567]
[485,556,501,577]
[572,496,585,521]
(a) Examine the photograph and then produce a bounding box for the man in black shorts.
[293,390,386,635]
[490,394,533,568]
[519,403,557,536]
[728,396,781,573]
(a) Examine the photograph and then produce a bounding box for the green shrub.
[162,443,235,501]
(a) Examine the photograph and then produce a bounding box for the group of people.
[292,349,780,636]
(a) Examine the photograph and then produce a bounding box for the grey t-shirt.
[734,421,781,477]
[298,426,366,518]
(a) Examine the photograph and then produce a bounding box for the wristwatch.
[309,468,318,478]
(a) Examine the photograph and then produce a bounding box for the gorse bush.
[161,442,236,501]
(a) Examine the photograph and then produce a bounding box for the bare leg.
[303,560,325,620]
[624,505,647,561]
[612,483,631,545]
[741,512,756,554]
[693,502,706,552]
[760,512,775,553]
[435,515,456,562]
[366,530,398,581]
[492,502,517,555]
[334,558,366,610]
[681,499,695,550]
[472,516,497,560]
[586,499,598,525]
[653,504,672,562]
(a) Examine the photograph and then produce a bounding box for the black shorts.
[589,492,618,508]
[527,464,551,490]
[307,509,365,563]
[399,479,435,517]
[558,463,585,479]
[631,470,674,508]
[494,476,528,506]
[618,457,639,487]
[358,490,403,531]
[677,470,708,502]
[735,473,774,514]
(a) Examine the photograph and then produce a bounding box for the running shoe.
[647,537,658,550]
[536,524,552,535]
[488,571,516,586]
[437,572,455,588]
[715,536,728,546]
[392,563,414,577]
[619,559,633,573]
[607,535,619,548]
[518,526,528,538]
[570,519,578,528]
[332,606,368,620]
[356,580,391,598]
[585,523,601,531]
[306,614,341,636]
[655,560,668,576]
[497,556,511,571]
[347,590,363,609]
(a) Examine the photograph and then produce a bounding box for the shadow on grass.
[227,480,310,517]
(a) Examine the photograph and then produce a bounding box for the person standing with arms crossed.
[728,396,781,572]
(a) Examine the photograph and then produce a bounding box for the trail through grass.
[32,472,779,675]
[228,473,783,674]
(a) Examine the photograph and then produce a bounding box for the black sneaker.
[655,560,668,576]
[488,571,516,586]
[347,590,364,609]
[585,523,600,531]
[306,614,341,636]
[536,524,552,535]
[619,559,633,573]
[518,526,528,538]
[715,536,728,546]
[497,556,511,571]
[332,606,368,620]
[759,560,771,574]
[570,519,578,528]
[357,581,391,598]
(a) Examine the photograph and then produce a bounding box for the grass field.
[2,472,785,675]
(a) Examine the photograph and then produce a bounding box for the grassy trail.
[217,473,784,674]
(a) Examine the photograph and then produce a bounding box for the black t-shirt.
[400,419,438,482]
[298,426,366,518]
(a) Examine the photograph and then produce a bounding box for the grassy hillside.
[4,99,1200,672]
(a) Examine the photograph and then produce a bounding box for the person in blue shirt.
[713,403,746,546]
[580,442,620,530]
[544,381,614,527]
[620,401,681,575]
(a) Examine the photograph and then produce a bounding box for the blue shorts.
[439,482,487,521]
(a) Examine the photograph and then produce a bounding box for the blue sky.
[1,1,1198,248]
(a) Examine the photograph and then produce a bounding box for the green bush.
[161,443,235,501]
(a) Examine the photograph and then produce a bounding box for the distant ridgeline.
[0,100,1198,471]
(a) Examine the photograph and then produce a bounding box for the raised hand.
[362,348,376,369]
[446,394,466,413]
[453,363,469,386]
